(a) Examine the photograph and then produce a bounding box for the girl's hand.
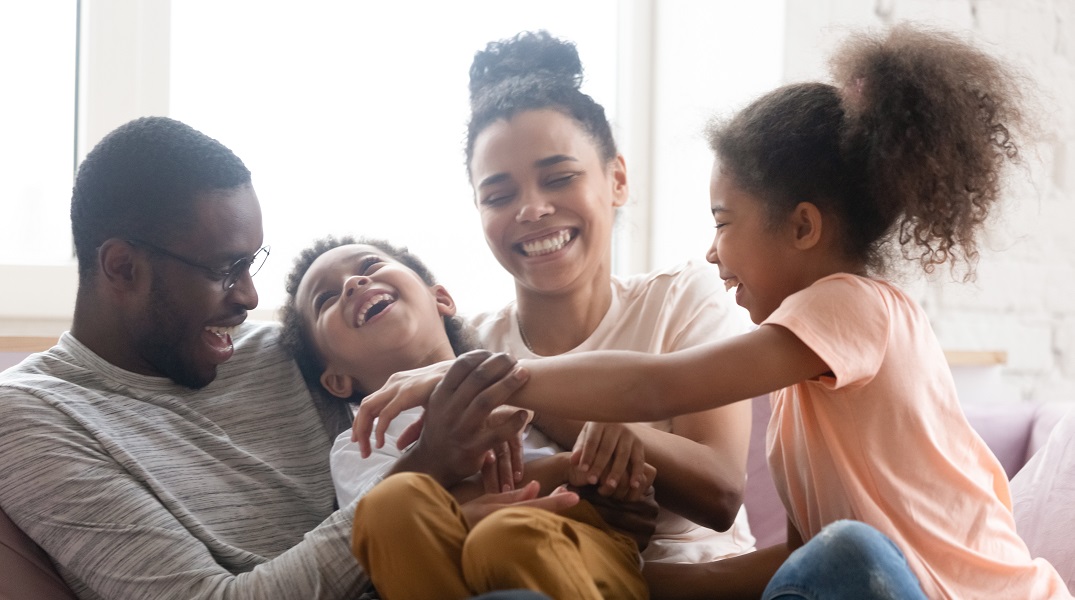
[351,359,453,456]
[570,422,650,500]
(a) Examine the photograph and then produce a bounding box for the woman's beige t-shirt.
[471,260,757,564]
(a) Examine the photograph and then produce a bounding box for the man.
[0,116,566,599]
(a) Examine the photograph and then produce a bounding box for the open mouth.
[517,229,575,257]
[357,293,396,327]
[723,277,740,292]
[202,325,238,363]
[205,325,238,347]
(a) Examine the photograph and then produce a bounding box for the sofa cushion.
[744,395,786,548]
[962,402,1037,479]
[0,507,76,599]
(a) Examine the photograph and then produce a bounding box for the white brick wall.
[784,0,1075,404]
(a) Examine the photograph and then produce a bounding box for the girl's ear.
[610,154,628,208]
[790,202,823,250]
[320,370,356,399]
[432,284,457,318]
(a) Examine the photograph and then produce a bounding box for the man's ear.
[432,284,457,318]
[98,238,141,292]
[790,202,823,250]
[320,369,356,399]
[610,154,629,208]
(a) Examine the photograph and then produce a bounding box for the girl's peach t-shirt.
[764,273,1070,599]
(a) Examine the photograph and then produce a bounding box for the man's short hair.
[70,116,252,282]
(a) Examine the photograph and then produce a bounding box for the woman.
[463,30,755,564]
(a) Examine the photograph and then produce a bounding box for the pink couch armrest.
[0,507,77,600]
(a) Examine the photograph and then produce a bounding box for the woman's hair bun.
[469,30,583,99]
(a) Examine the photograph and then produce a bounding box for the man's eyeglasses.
[127,239,270,291]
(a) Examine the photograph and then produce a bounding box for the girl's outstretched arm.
[514,324,829,422]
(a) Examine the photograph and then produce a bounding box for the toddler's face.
[295,244,455,394]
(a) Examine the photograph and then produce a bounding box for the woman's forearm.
[645,542,789,600]
[629,422,747,532]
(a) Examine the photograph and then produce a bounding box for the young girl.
[281,235,653,600]
[464,29,756,565]
[358,25,1071,598]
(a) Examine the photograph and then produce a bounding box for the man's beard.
[134,274,217,389]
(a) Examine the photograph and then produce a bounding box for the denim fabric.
[763,520,927,600]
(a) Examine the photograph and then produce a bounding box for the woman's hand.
[571,422,651,500]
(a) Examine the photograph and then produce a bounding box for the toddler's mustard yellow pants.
[352,472,648,600]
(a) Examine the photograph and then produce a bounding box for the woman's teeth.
[521,230,572,256]
[724,278,740,292]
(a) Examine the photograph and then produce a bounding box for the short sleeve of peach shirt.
[763,273,1070,599]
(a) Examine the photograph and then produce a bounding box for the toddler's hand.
[479,406,528,493]
[570,422,648,500]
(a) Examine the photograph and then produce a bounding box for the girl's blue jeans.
[763,520,928,599]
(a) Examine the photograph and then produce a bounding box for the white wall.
[782,0,1075,404]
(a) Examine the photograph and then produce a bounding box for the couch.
[1,387,1069,598]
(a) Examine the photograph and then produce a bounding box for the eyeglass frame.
[125,239,270,291]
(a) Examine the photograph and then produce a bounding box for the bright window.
[0,1,786,332]
[170,0,620,317]
[0,2,78,265]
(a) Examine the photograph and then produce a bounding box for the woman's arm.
[644,541,791,600]
[537,408,750,532]
[634,402,751,532]
[513,324,828,422]
[645,518,800,600]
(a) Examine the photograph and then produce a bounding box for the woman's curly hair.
[279,235,477,402]
[466,30,618,177]
[707,24,1034,278]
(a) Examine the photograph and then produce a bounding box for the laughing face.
[295,244,457,397]
[469,109,627,296]
[131,185,263,388]
[706,164,804,324]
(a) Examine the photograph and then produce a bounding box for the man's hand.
[400,407,525,494]
[384,351,531,488]
[460,480,580,530]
